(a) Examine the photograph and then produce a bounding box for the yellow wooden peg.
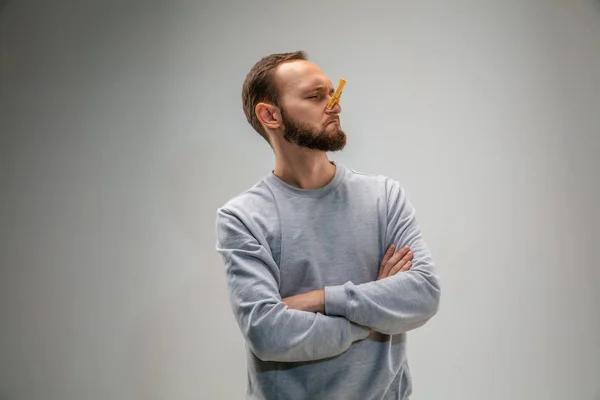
[326,78,346,110]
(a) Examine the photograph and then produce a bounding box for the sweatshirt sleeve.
[216,207,371,363]
[324,180,441,335]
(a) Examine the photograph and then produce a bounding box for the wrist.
[283,289,325,313]
[312,289,325,314]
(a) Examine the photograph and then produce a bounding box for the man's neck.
[272,147,336,190]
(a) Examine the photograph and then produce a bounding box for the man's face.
[275,60,346,152]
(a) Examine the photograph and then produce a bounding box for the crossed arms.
[281,243,415,314]
[215,182,441,362]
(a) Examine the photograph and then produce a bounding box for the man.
[215,51,440,400]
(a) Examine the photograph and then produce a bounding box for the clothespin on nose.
[326,78,346,110]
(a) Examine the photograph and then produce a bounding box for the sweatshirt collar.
[266,161,346,198]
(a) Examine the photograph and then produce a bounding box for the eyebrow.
[304,82,335,94]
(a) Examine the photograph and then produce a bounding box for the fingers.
[388,249,414,276]
[378,244,396,279]
[400,260,412,273]
[380,245,410,279]
[381,244,395,266]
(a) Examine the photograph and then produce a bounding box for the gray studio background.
[1,1,599,399]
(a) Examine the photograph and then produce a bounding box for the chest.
[277,195,387,297]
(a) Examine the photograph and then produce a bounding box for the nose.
[325,99,342,114]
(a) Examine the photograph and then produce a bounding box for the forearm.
[283,250,439,335]
[283,277,438,336]
[236,299,370,362]
[324,268,440,335]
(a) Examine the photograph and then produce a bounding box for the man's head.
[241,51,346,152]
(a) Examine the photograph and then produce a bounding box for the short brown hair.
[241,51,308,142]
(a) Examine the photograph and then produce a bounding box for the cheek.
[286,103,325,126]
[296,112,322,127]
[298,106,321,120]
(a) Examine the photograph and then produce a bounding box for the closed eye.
[307,88,334,100]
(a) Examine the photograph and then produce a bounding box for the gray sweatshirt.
[215,162,441,400]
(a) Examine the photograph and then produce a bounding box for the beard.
[280,107,347,152]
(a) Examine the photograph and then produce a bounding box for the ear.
[255,102,282,130]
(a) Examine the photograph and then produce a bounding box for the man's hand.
[283,289,325,313]
[377,244,413,280]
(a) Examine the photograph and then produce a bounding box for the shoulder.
[217,179,278,231]
[215,179,281,256]
[342,165,414,216]
[218,178,274,214]
[343,165,403,197]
